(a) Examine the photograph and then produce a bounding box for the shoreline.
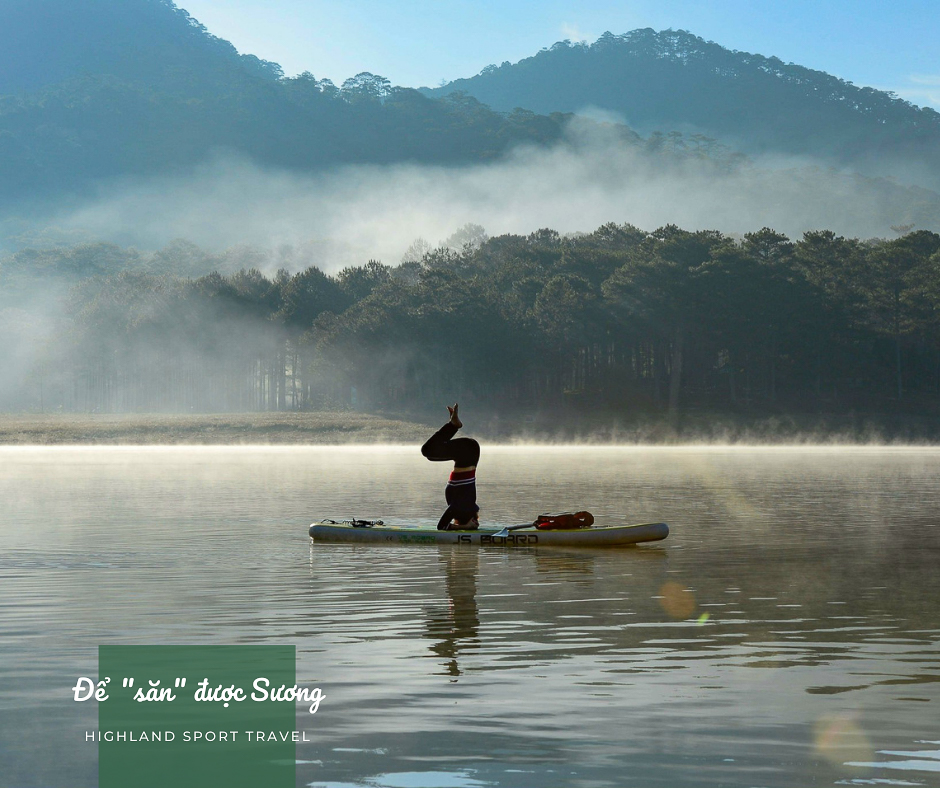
[0,412,434,446]
[1,411,939,446]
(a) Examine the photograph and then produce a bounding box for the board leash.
[321,518,384,528]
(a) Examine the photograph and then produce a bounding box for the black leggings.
[422,422,480,529]
[420,423,480,467]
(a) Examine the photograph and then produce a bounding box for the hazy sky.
[178,0,940,108]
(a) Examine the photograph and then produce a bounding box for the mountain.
[0,0,572,206]
[1,1,938,239]
[0,0,284,96]
[425,29,940,189]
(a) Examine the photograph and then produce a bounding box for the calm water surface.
[1,446,939,788]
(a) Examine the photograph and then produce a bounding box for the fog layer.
[25,121,940,271]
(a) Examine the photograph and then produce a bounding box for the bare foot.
[447,403,462,429]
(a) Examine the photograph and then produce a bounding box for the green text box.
[98,645,295,788]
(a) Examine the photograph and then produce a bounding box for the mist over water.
[18,121,939,271]
[2,446,939,787]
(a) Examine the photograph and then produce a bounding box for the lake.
[1,446,939,787]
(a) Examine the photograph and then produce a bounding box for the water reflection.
[1,447,939,788]
[308,767,491,788]
[839,741,940,786]
[532,550,598,578]
[425,549,480,677]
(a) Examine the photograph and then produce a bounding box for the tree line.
[3,222,940,417]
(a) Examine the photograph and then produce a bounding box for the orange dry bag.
[534,511,594,530]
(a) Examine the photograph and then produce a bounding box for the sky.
[178,0,940,109]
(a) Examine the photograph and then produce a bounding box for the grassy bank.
[1,409,939,445]
[0,412,435,445]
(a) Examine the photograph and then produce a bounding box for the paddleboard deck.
[309,521,668,547]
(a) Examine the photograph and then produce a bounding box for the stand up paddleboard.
[309,520,668,547]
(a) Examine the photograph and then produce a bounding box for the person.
[421,403,480,530]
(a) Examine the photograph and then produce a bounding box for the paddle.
[492,521,537,538]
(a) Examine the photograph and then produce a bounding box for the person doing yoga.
[421,403,480,531]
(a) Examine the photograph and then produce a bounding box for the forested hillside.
[5,3,940,215]
[4,2,940,432]
[0,0,284,96]
[426,29,940,189]
[3,224,940,422]
[0,0,573,205]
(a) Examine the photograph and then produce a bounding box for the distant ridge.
[0,0,283,96]
[426,29,940,189]
[0,0,938,236]
[0,0,574,204]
